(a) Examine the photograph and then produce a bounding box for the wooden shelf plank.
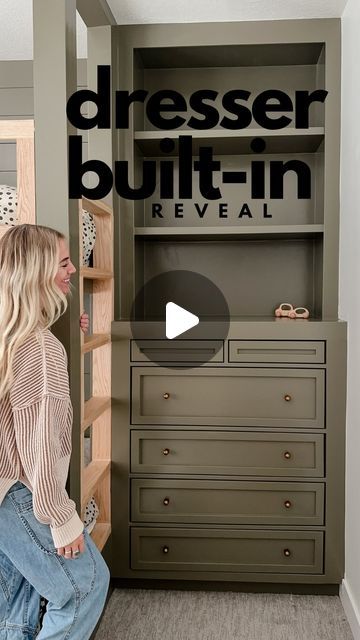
[134,127,325,155]
[80,267,113,280]
[82,333,110,354]
[82,460,110,511]
[82,396,111,432]
[90,522,111,551]
[0,119,34,139]
[135,224,324,241]
[82,197,113,217]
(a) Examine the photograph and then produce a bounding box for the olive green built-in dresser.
[110,19,347,590]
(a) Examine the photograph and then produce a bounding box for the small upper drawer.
[131,340,224,363]
[131,367,325,428]
[229,341,325,364]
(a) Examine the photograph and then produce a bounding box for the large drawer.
[228,341,325,364]
[131,430,324,477]
[131,340,224,363]
[131,367,325,428]
[131,528,324,574]
[131,479,324,525]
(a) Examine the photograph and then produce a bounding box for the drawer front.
[131,528,324,574]
[131,479,324,525]
[131,431,325,477]
[131,340,224,363]
[229,341,325,364]
[131,367,325,428]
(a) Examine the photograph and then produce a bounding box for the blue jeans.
[0,481,110,639]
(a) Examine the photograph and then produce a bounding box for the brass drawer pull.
[163,393,170,399]
[162,448,170,456]
[162,545,169,554]
[283,548,291,557]
[284,500,292,509]
[283,451,292,460]
[284,394,292,402]
[163,497,170,506]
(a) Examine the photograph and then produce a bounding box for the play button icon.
[166,302,199,339]
[130,269,230,368]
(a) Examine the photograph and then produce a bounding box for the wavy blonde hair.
[0,224,68,397]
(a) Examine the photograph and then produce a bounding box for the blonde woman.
[0,224,110,639]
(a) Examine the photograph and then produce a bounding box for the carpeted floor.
[95,589,354,640]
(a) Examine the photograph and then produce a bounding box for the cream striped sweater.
[0,329,84,548]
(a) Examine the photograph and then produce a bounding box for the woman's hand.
[57,532,85,559]
[80,311,89,334]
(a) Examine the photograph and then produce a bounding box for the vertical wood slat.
[16,139,35,225]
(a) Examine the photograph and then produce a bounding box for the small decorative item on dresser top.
[275,303,294,317]
[288,307,310,319]
[275,303,310,319]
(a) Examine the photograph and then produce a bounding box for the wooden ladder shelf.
[79,198,113,552]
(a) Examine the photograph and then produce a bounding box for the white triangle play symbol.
[166,302,199,340]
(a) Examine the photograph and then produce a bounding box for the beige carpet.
[95,589,354,640]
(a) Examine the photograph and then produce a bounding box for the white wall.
[339,0,360,637]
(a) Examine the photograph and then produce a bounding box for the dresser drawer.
[131,479,324,525]
[229,341,325,364]
[131,367,325,428]
[131,528,324,574]
[131,431,324,477]
[131,340,224,363]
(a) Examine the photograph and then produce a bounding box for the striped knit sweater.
[0,328,84,549]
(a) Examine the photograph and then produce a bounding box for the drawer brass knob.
[284,500,292,509]
[162,448,170,456]
[283,548,291,557]
[162,546,169,554]
[284,394,292,402]
[283,451,292,460]
[163,393,170,399]
[163,497,170,506]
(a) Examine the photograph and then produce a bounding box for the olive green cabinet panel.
[131,528,324,574]
[131,479,324,525]
[110,18,346,587]
[228,341,325,364]
[131,430,325,477]
[131,367,325,428]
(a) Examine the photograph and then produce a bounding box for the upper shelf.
[135,224,324,241]
[136,42,325,69]
[134,128,324,156]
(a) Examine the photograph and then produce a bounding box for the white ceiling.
[0,0,349,60]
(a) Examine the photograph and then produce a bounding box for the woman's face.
[55,238,76,295]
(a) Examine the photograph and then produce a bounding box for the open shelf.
[135,128,325,156]
[135,224,324,241]
[82,333,111,354]
[136,42,325,69]
[82,396,111,432]
[82,460,110,511]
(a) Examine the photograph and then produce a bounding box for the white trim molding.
[340,579,360,640]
